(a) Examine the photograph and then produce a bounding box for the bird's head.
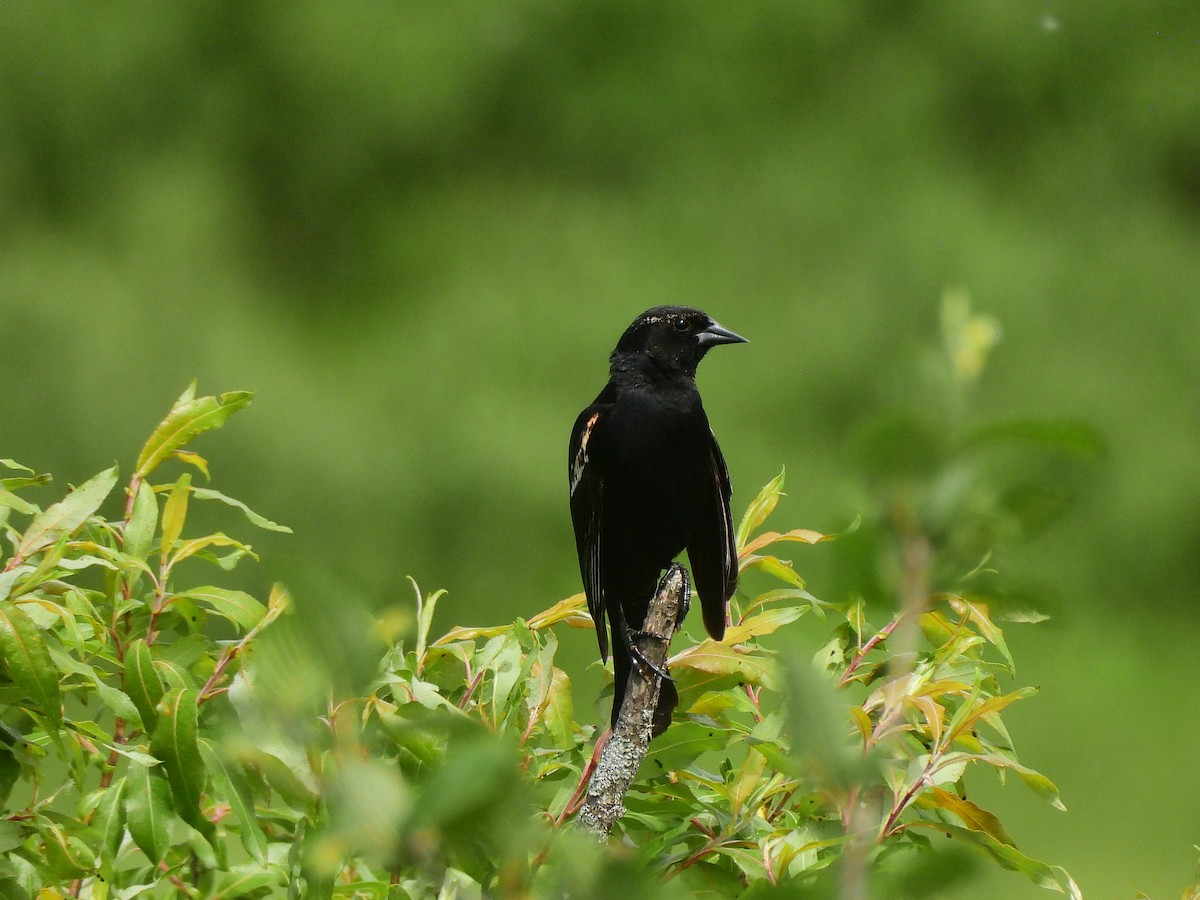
[612,306,748,378]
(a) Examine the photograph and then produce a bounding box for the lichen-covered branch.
[576,565,685,838]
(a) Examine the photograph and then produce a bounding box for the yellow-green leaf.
[945,687,1037,747]
[911,822,1079,896]
[739,527,830,557]
[178,586,266,631]
[927,786,1016,845]
[123,479,158,562]
[527,593,592,631]
[190,487,292,533]
[172,450,210,479]
[977,753,1067,811]
[542,668,573,745]
[741,554,806,588]
[736,468,785,550]
[134,386,253,479]
[160,474,192,562]
[670,641,777,690]
[723,606,805,644]
[12,466,118,562]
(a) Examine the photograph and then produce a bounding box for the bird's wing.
[687,433,739,641]
[569,392,613,661]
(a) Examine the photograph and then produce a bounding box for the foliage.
[0,307,1188,897]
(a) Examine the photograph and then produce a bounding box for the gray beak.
[697,319,749,348]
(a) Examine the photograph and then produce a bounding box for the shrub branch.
[576,564,685,838]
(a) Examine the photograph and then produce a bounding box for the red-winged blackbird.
[569,306,747,734]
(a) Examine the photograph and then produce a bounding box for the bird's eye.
[672,318,690,333]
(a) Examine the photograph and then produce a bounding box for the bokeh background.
[2,2,1198,895]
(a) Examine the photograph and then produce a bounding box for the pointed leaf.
[944,687,1037,746]
[928,786,1016,845]
[736,469,785,550]
[199,739,268,862]
[173,450,210,479]
[526,593,592,631]
[126,764,173,863]
[739,527,831,557]
[12,466,118,561]
[723,606,806,644]
[741,554,806,588]
[134,387,253,479]
[150,688,207,831]
[160,474,192,561]
[178,586,266,631]
[190,487,292,533]
[913,822,1078,894]
[0,488,37,516]
[542,668,573,745]
[169,533,255,568]
[977,753,1067,811]
[0,604,62,730]
[123,480,158,562]
[94,776,128,863]
[670,641,777,690]
[124,639,164,735]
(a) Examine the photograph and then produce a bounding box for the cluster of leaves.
[0,384,294,897]
[6,299,1187,898]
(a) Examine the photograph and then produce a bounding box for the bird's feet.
[626,632,672,681]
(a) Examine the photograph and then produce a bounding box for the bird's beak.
[697,320,749,348]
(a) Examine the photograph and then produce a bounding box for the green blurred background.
[2,2,1197,895]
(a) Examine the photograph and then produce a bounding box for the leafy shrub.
[5,301,1188,898]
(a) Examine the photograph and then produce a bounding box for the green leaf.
[210,865,288,896]
[124,638,165,735]
[251,749,318,809]
[94,775,128,864]
[670,641,777,690]
[126,763,173,863]
[134,385,253,479]
[411,577,446,670]
[943,687,1037,747]
[190,487,293,533]
[150,688,208,833]
[542,668,573,746]
[914,822,1079,896]
[124,479,159,561]
[977,753,1067,811]
[173,449,210,479]
[199,738,268,863]
[0,488,38,516]
[0,603,62,731]
[927,786,1016,845]
[0,820,25,854]
[736,468,785,550]
[41,821,95,879]
[740,554,806,588]
[11,465,118,562]
[177,586,267,631]
[723,606,806,644]
[644,721,728,772]
[170,533,256,568]
[160,473,192,561]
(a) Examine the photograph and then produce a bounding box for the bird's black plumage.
[569,306,746,734]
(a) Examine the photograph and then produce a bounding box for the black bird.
[568,306,747,734]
